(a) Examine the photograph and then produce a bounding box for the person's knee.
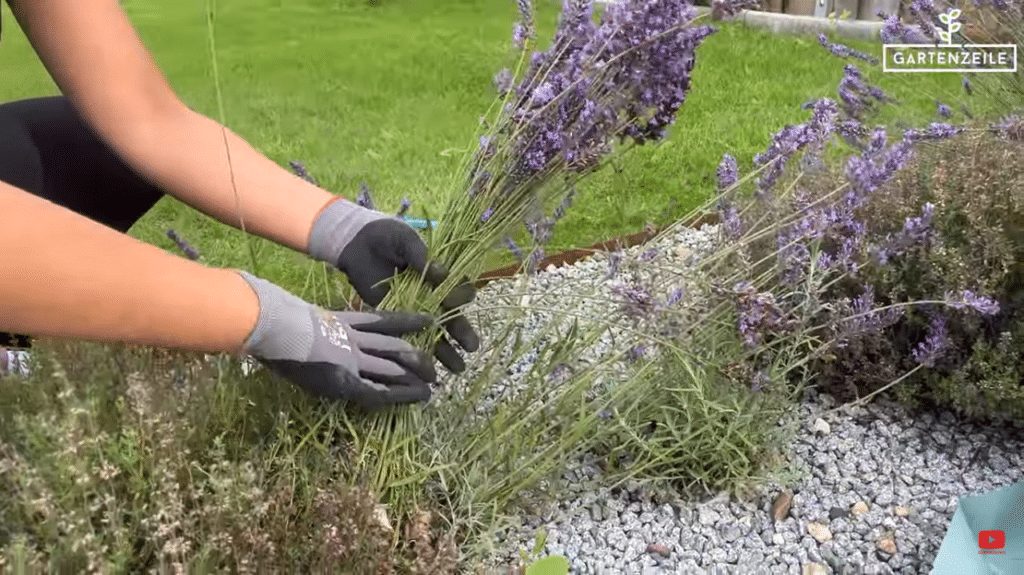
[0,108,45,197]
[0,96,165,233]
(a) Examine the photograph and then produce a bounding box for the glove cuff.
[235,271,315,362]
[306,197,380,266]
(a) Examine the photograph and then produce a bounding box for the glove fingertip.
[441,282,476,309]
[446,316,480,353]
[434,340,465,374]
[425,261,450,287]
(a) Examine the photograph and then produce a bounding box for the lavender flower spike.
[990,115,1024,141]
[504,236,524,262]
[167,229,201,261]
[357,182,377,211]
[818,33,879,64]
[935,100,952,118]
[912,314,949,367]
[717,153,738,192]
[494,68,514,96]
[396,196,412,217]
[904,122,963,141]
[946,290,1000,315]
[289,160,318,186]
[605,249,623,280]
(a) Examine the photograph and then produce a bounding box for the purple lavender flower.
[515,0,535,43]
[549,362,572,384]
[512,23,527,49]
[503,0,715,187]
[611,283,655,319]
[553,187,576,221]
[526,248,545,275]
[835,286,904,345]
[753,99,838,195]
[845,131,917,204]
[640,248,659,261]
[907,0,942,42]
[904,122,963,141]
[478,134,497,160]
[494,69,514,96]
[711,0,759,20]
[505,236,524,261]
[751,369,770,392]
[733,282,789,349]
[357,182,376,211]
[880,14,933,44]
[912,314,949,367]
[990,115,1024,141]
[717,153,738,192]
[838,64,873,119]
[818,33,879,64]
[289,160,319,186]
[872,203,935,264]
[716,200,744,240]
[837,119,869,149]
[935,100,952,118]
[627,345,647,361]
[470,170,491,198]
[962,76,973,95]
[481,207,495,223]
[166,229,201,261]
[396,196,412,217]
[525,217,555,245]
[945,290,1000,315]
[665,288,684,306]
[605,249,623,280]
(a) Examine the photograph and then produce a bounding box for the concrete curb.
[595,2,885,44]
[709,7,885,43]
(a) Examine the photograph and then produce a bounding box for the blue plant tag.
[401,216,439,229]
[931,479,1024,574]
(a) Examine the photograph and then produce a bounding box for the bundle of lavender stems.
[373,0,740,341]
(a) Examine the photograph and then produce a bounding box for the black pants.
[0,96,165,348]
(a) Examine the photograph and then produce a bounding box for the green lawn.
[0,0,972,298]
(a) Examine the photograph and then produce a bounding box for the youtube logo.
[979,530,1006,551]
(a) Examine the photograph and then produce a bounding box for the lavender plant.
[378,0,720,321]
[339,0,764,538]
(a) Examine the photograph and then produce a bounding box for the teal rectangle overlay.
[931,480,1024,574]
[400,216,438,229]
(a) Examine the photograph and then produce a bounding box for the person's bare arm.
[0,180,259,353]
[6,0,337,253]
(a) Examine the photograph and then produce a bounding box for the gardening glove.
[306,198,480,373]
[236,271,438,411]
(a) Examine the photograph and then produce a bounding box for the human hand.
[306,198,480,372]
[236,271,439,410]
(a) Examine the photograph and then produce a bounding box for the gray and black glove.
[237,271,437,410]
[306,198,479,372]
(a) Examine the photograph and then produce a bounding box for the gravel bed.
[488,391,1024,574]
[454,223,1024,574]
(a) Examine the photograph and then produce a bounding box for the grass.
[0,0,974,300]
